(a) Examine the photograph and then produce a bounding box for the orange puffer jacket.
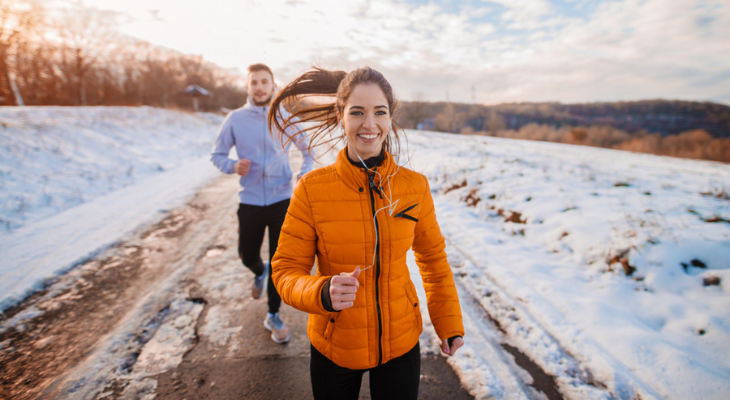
[272,148,464,370]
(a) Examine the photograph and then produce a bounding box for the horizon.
[42,0,730,106]
[403,97,730,107]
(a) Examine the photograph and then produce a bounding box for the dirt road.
[0,174,473,399]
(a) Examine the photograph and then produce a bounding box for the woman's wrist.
[321,276,335,312]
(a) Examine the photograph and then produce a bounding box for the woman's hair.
[268,66,403,160]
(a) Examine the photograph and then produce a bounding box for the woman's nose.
[363,115,376,129]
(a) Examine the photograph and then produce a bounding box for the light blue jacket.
[211,100,314,206]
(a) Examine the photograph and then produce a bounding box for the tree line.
[0,0,246,110]
[395,100,730,163]
[396,100,730,137]
[4,1,728,162]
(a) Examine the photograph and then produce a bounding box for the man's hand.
[235,159,251,176]
[330,267,360,311]
[441,336,464,357]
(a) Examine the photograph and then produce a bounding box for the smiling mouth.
[358,133,379,140]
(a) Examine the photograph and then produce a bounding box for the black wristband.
[321,277,335,312]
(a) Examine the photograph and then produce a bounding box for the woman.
[269,66,465,400]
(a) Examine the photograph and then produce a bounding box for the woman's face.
[340,83,390,161]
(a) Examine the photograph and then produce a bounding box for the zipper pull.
[368,174,383,199]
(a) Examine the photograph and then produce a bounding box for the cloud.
[328,0,730,104]
[70,0,730,104]
[148,9,162,21]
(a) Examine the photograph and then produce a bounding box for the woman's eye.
[376,111,387,115]
[350,111,363,116]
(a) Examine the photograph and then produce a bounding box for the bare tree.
[0,0,41,105]
[435,103,456,132]
[56,7,118,105]
[410,91,426,129]
[0,2,246,110]
[485,109,505,133]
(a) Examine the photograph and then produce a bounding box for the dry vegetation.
[395,100,730,163]
[482,124,730,163]
[0,0,246,111]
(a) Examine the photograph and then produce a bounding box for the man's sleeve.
[289,118,314,178]
[210,114,237,174]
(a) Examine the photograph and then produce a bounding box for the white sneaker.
[264,312,290,344]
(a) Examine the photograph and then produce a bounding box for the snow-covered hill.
[0,106,224,309]
[0,106,223,231]
[405,132,730,399]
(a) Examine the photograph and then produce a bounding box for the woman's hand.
[330,267,360,311]
[441,336,464,357]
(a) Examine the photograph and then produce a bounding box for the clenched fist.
[441,336,464,357]
[330,267,361,311]
[235,159,251,176]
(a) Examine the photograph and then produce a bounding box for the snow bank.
[3,107,729,399]
[0,106,224,310]
[406,131,730,399]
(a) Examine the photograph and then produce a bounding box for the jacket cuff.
[227,159,237,174]
[447,335,463,347]
[320,277,335,312]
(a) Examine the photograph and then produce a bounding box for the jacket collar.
[347,149,384,169]
[242,96,269,114]
[335,148,398,193]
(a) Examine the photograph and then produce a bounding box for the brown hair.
[268,66,403,160]
[247,63,274,81]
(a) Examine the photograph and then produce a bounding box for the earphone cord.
[351,145,401,272]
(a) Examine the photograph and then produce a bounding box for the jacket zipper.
[367,171,384,366]
[262,106,267,205]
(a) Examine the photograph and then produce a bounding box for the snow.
[0,106,224,310]
[2,107,729,399]
[403,132,730,399]
[116,295,204,400]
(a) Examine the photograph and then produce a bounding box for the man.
[211,63,314,343]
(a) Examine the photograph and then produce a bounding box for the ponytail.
[268,66,404,161]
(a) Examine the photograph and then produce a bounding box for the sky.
[45,0,730,105]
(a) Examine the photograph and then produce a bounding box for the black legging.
[310,342,420,400]
[237,199,289,314]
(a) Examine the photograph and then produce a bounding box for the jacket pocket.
[394,203,419,222]
[404,281,422,328]
[264,156,293,189]
[324,312,340,340]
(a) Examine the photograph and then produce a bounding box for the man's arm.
[291,122,314,179]
[210,115,238,174]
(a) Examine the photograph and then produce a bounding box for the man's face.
[247,70,275,106]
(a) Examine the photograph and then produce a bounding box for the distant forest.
[0,1,247,111]
[395,100,730,163]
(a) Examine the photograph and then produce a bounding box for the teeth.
[360,134,377,140]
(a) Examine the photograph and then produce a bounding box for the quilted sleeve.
[411,177,465,341]
[272,179,329,315]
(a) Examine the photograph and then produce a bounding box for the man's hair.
[247,63,274,81]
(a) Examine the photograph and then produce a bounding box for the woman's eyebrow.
[349,105,388,110]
